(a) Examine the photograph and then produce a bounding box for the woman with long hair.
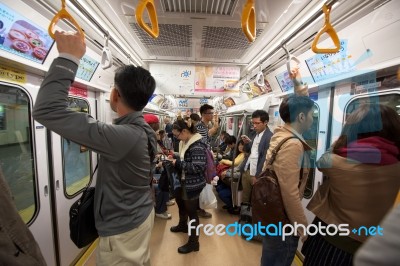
[303,103,400,265]
[168,117,207,254]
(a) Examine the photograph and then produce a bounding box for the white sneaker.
[166,199,175,206]
[156,211,172,219]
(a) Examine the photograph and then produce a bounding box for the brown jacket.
[0,167,46,265]
[307,151,400,242]
[264,125,312,236]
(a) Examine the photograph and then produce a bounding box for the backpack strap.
[265,136,299,168]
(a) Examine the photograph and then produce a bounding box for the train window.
[345,93,400,120]
[0,84,36,224]
[62,98,91,197]
[302,103,320,199]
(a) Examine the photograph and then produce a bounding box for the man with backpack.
[260,67,313,266]
[195,104,219,218]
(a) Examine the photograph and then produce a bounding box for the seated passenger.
[216,144,250,215]
[219,139,245,167]
[302,104,400,266]
[218,135,236,161]
[217,139,245,176]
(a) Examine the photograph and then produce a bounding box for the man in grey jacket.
[32,31,157,266]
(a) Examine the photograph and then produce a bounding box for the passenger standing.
[164,117,173,140]
[169,118,207,254]
[144,114,172,220]
[0,166,47,266]
[32,31,157,266]
[302,104,400,266]
[260,67,313,266]
[195,104,219,218]
[240,110,273,203]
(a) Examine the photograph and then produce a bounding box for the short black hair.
[252,110,269,123]
[190,113,201,122]
[279,94,314,123]
[199,104,214,115]
[114,65,156,111]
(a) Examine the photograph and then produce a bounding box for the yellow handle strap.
[135,0,159,38]
[311,4,340,54]
[48,0,85,39]
[241,0,256,42]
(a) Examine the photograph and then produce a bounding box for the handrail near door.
[230,112,247,207]
[241,0,256,42]
[48,0,85,39]
[135,0,159,38]
[311,4,340,54]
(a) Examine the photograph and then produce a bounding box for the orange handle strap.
[241,0,256,42]
[48,0,85,39]
[135,0,159,38]
[312,4,340,53]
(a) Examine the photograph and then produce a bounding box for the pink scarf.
[337,137,399,165]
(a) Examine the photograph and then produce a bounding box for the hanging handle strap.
[48,0,85,40]
[311,4,340,54]
[101,32,113,70]
[283,43,301,76]
[241,0,256,42]
[255,65,265,87]
[135,0,159,38]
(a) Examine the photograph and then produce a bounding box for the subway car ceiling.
[1,0,399,114]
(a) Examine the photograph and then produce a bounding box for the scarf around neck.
[179,133,203,160]
[337,136,399,165]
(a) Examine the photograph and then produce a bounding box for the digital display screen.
[305,40,355,82]
[0,3,54,64]
[275,70,294,92]
[76,55,99,82]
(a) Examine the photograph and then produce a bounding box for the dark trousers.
[154,185,169,214]
[216,181,233,209]
[261,234,299,266]
[175,187,199,228]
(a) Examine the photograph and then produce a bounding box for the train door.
[49,93,98,266]
[301,88,333,224]
[0,81,56,266]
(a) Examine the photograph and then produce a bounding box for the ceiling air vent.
[160,0,239,16]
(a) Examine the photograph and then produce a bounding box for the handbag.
[69,165,98,248]
[251,137,303,226]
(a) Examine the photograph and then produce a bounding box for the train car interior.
[0,0,399,265]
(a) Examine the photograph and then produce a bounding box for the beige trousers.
[97,209,155,266]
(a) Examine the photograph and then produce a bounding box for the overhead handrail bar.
[311,4,340,53]
[135,0,159,38]
[244,0,339,79]
[282,42,301,75]
[255,64,265,87]
[241,0,256,42]
[101,32,113,70]
[48,0,85,39]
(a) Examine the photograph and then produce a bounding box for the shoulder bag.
[69,164,98,248]
[251,136,303,226]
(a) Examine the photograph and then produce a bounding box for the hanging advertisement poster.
[0,3,54,64]
[194,66,240,93]
[150,64,195,95]
[305,39,355,82]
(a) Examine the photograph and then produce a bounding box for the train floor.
[84,195,266,266]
